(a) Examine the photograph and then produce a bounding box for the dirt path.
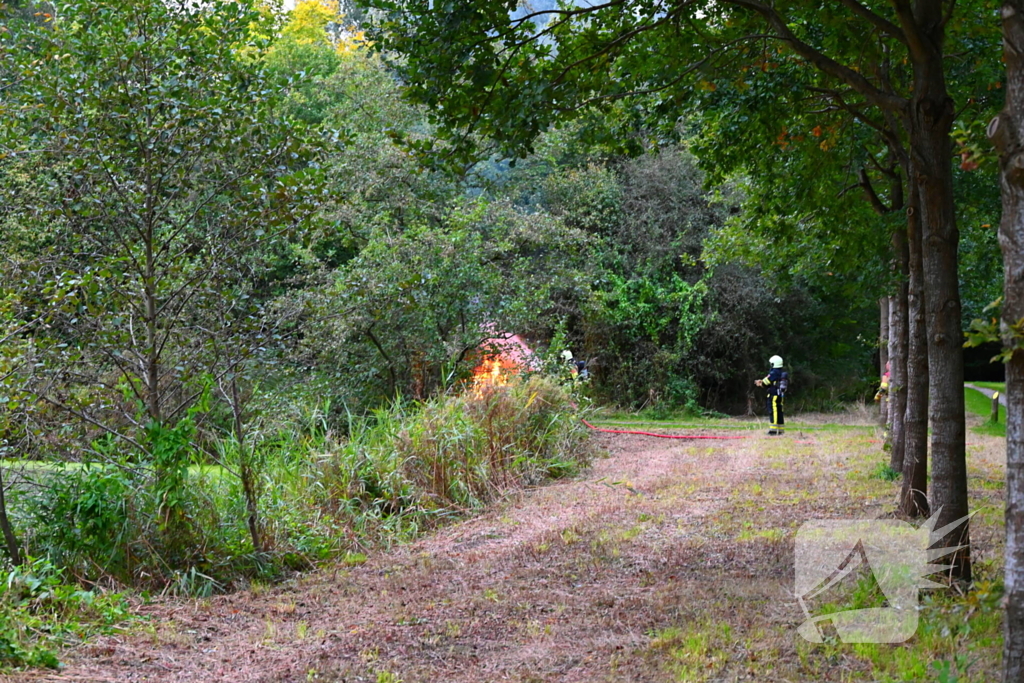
[12,423,1007,682]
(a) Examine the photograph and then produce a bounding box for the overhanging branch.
[834,0,907,44]
[726,0,908,113]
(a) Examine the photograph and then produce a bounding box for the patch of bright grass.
[964,388,1006,437]
[649,621,732,682]
[972,381,1005,393]
[341,552,367,566]
[736,527,786,542]
[797,571,1003,682]
[870,462,901,482]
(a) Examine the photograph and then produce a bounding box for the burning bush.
[469,333,539,396]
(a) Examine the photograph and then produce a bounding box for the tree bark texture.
[889,231,910,475]
[904,11,970,578]
[880,297,890,429]
[992,2,1024,678]
[902,182,930,518]
[0,465,22,566]
[913,137,970,578]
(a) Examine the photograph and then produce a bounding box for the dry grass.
[46,419,1006,683]
[792,401,880,426]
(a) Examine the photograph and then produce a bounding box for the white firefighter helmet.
[769,355,784,368]
[561,349,574,362]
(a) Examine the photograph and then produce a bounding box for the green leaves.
[307,198,587,405]
[0,0,324,462]
[596,273,707,347]
[964,298,1024,363]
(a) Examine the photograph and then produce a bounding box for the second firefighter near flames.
[755,355,788,435]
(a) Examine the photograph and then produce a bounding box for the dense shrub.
[301,199,588,407]
[0,557,130,670]
[9,377,593,592]
[516,144,879,413]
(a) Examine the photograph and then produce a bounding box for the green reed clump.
[7,376,592,596]
[310,375,595,538]
[399,375,594,509]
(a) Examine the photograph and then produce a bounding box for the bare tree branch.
[858,167,892,214]
[38,394,145,452]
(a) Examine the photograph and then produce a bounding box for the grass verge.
[972,381,1005,393]
[965,387,1006,437]
[0,557,132,670]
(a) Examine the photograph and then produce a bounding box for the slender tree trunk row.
[992,2,1024,677]
[888,231,909,476]
[902,177,930,518]
[880,296,890,430]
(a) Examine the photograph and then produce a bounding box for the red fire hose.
[581,419,747,440]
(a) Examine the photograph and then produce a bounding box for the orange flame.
[471,357,510,395]
[469,333,537,396]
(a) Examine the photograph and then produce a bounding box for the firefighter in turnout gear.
[755,355,788,435]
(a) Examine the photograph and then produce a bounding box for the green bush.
[23,464,141,585]
[10,376,593,593]
[0,557,130,670]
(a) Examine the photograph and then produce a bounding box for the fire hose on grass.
[466,338,746,441]
[581,419,747,440]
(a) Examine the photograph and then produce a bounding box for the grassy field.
[597,390,1008,437]
[593,405,882,433]
[42,410,1008,682]
[965,387,1007,437]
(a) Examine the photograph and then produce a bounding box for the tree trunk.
[991,3,1024,677]
[231,377,262,554]
[912,118,970,581]
[889,232,909,475]
[901,179,930,518]
[0,464,22,566]
[880,297,890,429]
[143,150,161,425]
[892,8,972,577]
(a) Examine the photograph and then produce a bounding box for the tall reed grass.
[344,375,593,515]
[9,375,594,593]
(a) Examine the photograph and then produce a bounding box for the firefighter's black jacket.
[761,367,786,396]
